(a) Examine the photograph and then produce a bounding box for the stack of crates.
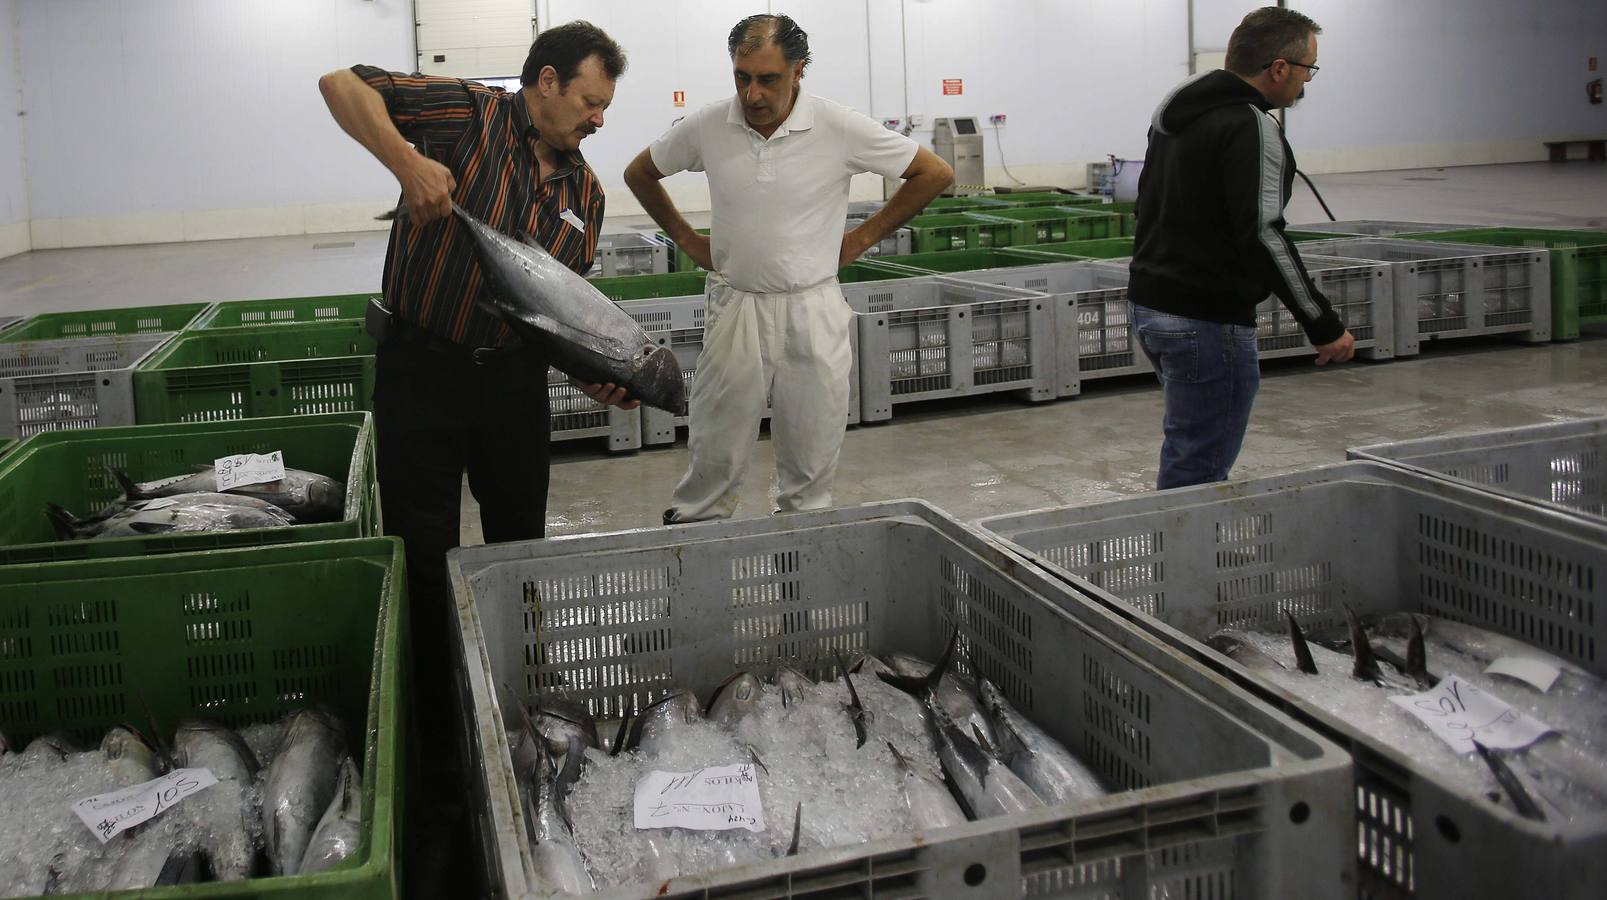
[977,462,1607,900]
[1254,255,1396,360]
[933,259,1146,398]
[1398,227,1607,339]
[587,231,671,277]
[846,276,1055,422]
[1298,238,1551,354]
[0,303,208,343]
[192,292,376,328]
[133,319,376,424]
[982,206,1123,246]
[448,500,1356,900]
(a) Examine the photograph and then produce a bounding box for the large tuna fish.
[452,204,687,416]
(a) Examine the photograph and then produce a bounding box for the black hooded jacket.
[1128,70,1345,346]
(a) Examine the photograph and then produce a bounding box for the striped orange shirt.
[354,65,606,347]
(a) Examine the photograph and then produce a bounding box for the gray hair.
[1225,7,1320,77]
[728,14,812,67]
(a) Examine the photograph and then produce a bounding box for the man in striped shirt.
[319,21,629,888]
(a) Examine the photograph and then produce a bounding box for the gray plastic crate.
[589,232,671,278]
[0,333,173,438]
[446,499,1354,900]
[1298,238,1551,355]
[849,277,1055,422]
[1290,221,1476,238]
[627,293,861,447]
[547,368,642,453]
[976,462,1607,900]
[846,200,885,220]
[936,260,1149,398]
[1253,255,1396,361]
[1349,417,1607,526]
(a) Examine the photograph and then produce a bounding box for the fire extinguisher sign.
[942,78,963,96]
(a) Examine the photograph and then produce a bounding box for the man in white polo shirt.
[624,13,953,523]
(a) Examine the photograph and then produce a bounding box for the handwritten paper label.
[1389,675,1553,754]
[215,451,285,491]
[1484,656,1561,693]
[633,763,764,832]
[71,768,219,843]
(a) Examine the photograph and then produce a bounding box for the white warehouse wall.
[6,0,1605,253]
[0,0,29,258]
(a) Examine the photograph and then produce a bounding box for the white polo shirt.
[650,91,919,294]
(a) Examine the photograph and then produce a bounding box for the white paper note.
[214,450,286,491]
[1389,674,1553,755]
[1484,656,1562,693]
[633,763,764,833]
[71,768,219,843]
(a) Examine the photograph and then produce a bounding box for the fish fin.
[1285,611,1319,675]
[747,745,770,776]
[876,625,961,695]
[126,520,170,534]
[886,741,909,770]
[787,802,803,856]
[374,205,404,222]
[1406,615,1432,686]
[1344,603,1383,683]
[554,735,585,832]
[609,714,632,756]
[1473,740,1546,822]
[834,651,868,749]
[971,723,999,758]
[138,696,176,772]
[109,466,144,500]
[44,503,80,540]
[44,852,66,893]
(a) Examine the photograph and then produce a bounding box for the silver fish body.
[774,667,817,708]
[978,680,1105,805]
[51,493,295,540]
[528,737,594,894]
[264,707,347,876]
[633,691,702,757]
[929,700,1043,818]
[707,673,765,728]
[886,653,996,748]
[453,204,687,416]
[533,697,601,756]
[887,743,968,831]
[111,465,344,523]
[174,719,261,881]
[299,756,362,874]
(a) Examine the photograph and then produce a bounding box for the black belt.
[387,318,512,366]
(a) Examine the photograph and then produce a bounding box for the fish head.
[627,343,688,416]
[306,477,346,519]
[707,672,764,723]
[775,667,816,708]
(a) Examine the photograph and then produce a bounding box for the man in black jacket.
[1129,7,1354,490]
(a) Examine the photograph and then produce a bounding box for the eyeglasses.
[1263,59,1319,78]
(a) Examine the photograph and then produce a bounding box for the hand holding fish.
[396,152,457,226]
[577,382,641,410]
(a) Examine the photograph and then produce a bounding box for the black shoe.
[662,508,678,526]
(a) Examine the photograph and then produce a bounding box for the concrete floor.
[1,162,1603,545]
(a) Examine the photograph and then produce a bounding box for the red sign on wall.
[942,78,963,96]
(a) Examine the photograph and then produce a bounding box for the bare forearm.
[318,69,415,175]
[853,150,954,246]
[623,151,697,243]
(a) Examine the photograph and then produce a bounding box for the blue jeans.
[1132,304,1261,490]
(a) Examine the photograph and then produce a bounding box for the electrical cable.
[1295,168,1336,221]
[992,126,1026,186]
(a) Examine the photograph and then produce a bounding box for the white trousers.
[667,274,855,521]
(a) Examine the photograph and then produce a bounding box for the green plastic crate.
[906,213,1021,252]
[656,228,711,273]
[0,304,210,344]
[986,206,1124,245]
[921,195,1012,213]
[193,293,378,329]
[987,191,1089,208]
[134,321,376,424]
[0,536,407,900]
[0,412,377,564]
[859,248,1077,275]
[1107,201,1138,236]
[1399,227,1607,339]
[590,270,710,301]
[1013,237,1136,260]
[0,438,12,459]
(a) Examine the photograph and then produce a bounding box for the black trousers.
[373,336,550,895]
